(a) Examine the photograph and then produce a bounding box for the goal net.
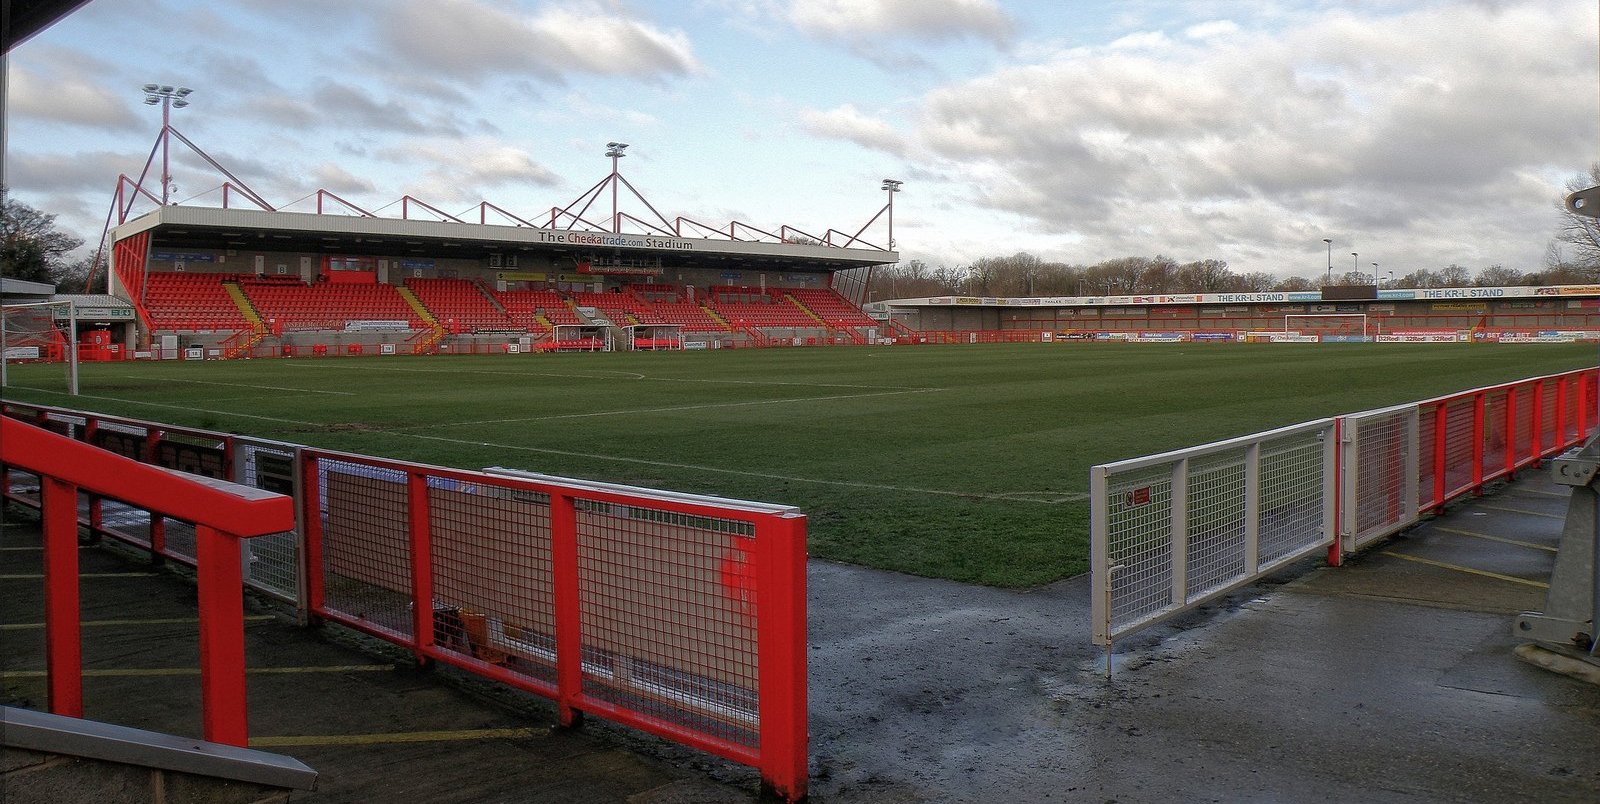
[2,300,78,395]
[1285,314,1369,340]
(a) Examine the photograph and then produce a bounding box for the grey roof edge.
[0,706,317,791]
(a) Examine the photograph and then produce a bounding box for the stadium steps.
[703,306,731,329]
[785,294,829,327]
[395,286,441,328]
[222,281,267,331]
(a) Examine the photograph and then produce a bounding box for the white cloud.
[907,1,1596,272]
[310,163,377,195]
[7,65,139,130]
[376,138,561,205]
[377,0,701,82]
[789,0,1013,46]
[1184,20,1239,40]
[799,105,907,155]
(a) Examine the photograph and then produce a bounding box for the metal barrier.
[0,402,303,605]
[0,416,293,746]
[0,401,809,802]
[1092,366,1600,645]
[1090,420,1337,644]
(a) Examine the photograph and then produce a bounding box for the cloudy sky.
[4,0,1597,280]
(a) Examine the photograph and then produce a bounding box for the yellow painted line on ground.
[1515,488,1571,499]
[1,615,276,631]
[1381,550,1550,589]
[1475,504,1565,520]
[250,727,541,748]
[0,573,158,579]
[1432,526,1559,553]
[2,665,392,679]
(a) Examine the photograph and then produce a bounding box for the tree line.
[868,253,1596,300]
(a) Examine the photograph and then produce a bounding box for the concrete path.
[5,468,1599,802]
[806,469,1600,802]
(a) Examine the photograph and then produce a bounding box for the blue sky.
[5,0,1597,280]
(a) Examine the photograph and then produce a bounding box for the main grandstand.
[102,204,894,359]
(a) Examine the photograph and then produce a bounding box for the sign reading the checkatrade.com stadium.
[534,231,695,251]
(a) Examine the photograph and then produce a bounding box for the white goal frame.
[1,300,78,395]
[1285,313,1369,339]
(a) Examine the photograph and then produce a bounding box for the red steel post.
[1470,392,1485,494]
[1556,377,1569,449]
[1531,380,1545,462]
[407,471,434,657]
[195,524,250,746]
[755,512,810,803]
[550,492,584,728]
[42,477,83,718]
[301,454,325,617]
[1432,402,1447,512]
[1504,385,1518,477]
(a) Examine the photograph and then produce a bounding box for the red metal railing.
[298,452,809,800]
[0,416,293,746]
[1416,367,1596,513]
[0,402,810,802]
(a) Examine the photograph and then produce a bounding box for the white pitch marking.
[120,376,355,396]
[401,430,1077,504]
[8,387,315,427]
[278,361,931,391]
[7,387,1079,505]
[396,388,944,430]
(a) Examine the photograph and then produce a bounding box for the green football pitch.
[4,343,1595,586]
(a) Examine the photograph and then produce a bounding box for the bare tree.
[1233,271,1278,292]
[1474,264,1525,287]
[1275,275,1316,291]
[1558,164,1600,272]
[1436,264,1472,287]
[1175,259,1232,292]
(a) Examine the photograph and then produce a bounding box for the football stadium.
[5,4,1600,803]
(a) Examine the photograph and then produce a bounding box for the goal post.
[1,300,78,395]
[1285,313,1369,340]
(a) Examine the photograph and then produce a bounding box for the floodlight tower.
[1322,238,1333,286]
[605,142,628,233]
[143,85,192,204]
[882,179,903,250]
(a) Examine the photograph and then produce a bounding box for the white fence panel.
[1091,419,1336,645]
[1339,405,1421,552]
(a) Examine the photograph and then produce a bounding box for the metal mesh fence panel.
[574,499,762,748]
[1256,430,1330,566]
[426,478,558,689]
[317,459,413,640]
[1441,398,1476,499]
[1345,407,1417,550]
[1541,382,1560,454]
[1418,403,1438,508]
[236,441,301,603]
[1099,462,1176,637]
[1183,451,1247,603]
[1482,390,1508,482]
[1513,385,1535,464]
[1091,420,1332,644]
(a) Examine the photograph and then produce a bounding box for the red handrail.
[0,417,293,746]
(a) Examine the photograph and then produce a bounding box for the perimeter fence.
[1091,366,1598,645]
[0,402,809,802]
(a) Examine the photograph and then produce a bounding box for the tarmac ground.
[4,467,1598,803]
